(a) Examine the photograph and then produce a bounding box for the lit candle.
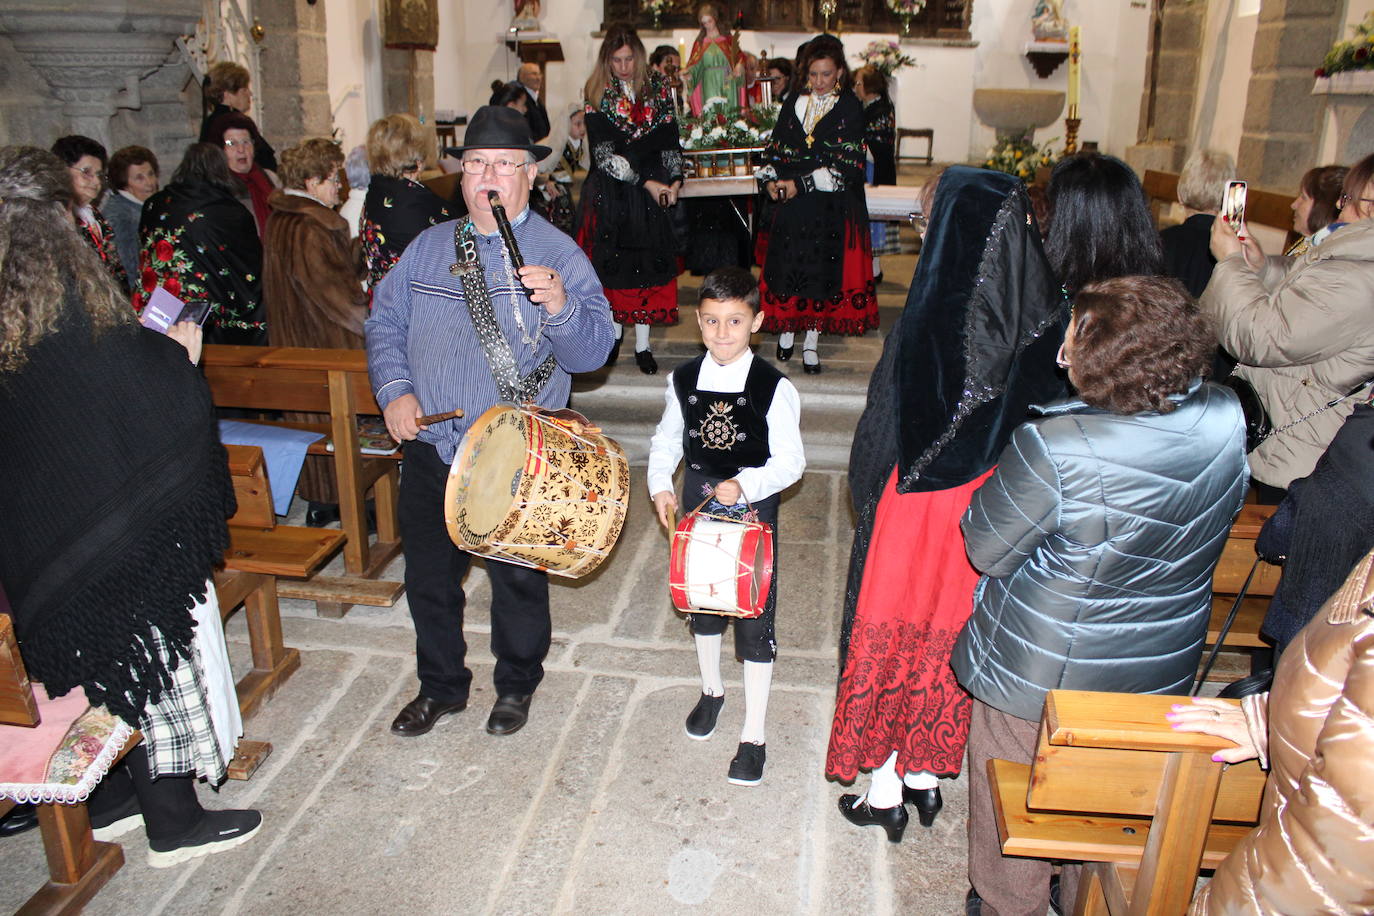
[1067,26,1081,118]
[679,38,686,61]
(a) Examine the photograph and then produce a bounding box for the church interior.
[2,1,1373,914]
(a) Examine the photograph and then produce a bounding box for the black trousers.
[682,468,779,662]
[398,441,551,702]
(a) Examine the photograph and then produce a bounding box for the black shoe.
[486,693,532,735]
[1049,874,1063,916]
[874,271,884,284]
[902,784,943,827]
[605,334,624,367]
[802,350,822,374]
[146,809,262,869]
[965,888,983,916]
[727,741,766,786]
[776,342,794,361]
[684,692,725,740]
[837,794,907,843]
[0,804,38,837]
[634,349,658,375]
[306,502,340,527]
[390,693,467,737]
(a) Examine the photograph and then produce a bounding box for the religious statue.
[1032,0,1068,42]
[682,2,744,116]
[513,0,542,31]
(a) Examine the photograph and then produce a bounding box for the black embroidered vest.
[674,353,783,479]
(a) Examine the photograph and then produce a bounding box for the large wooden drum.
[444,405,629,578]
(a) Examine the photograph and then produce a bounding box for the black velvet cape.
[839,167,1069,662]
[0,299,235,726]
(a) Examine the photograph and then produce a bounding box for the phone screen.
[1221,180,1248,228]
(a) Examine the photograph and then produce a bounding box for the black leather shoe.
[634,349,658,375]
[965,888,984,916]
[903,784,943,827]
[802,351,822,374]
[685,692,725,740]
[776,342,794,361]
[605,335,623,367]
[837,794,908,843]
[0,804,38,837]
[390,694,467,737]
[486,693,532,735]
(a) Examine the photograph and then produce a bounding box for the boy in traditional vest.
[648,266,806,785]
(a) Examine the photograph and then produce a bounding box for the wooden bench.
[897,127,935,165]
[204,346,406,617]
[990,689,1266,915]
[1204,505,1280,679]
[1,613,134,915]
[1142,170,1299,244]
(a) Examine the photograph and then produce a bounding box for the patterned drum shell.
[444,405,629,578]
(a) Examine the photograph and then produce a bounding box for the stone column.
[382,47,436,161]
[1125,0,1208,175]
[1237,0,1343,188]
[257,0,333,149]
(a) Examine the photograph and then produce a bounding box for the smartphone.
[1221,180,1247,233]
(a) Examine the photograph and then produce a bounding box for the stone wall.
[258,0,334,148]
[1125,0,1208,176]
[1237,0,1342,188]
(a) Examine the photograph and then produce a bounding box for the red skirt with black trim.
[602,281,679,326]
[825,467,991,782]
[755,222,877,336]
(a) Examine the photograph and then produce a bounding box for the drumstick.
[667,506,677,533]
[659,189,670,208]
[417,408,464,426]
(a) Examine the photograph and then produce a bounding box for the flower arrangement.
[682,99,777,151]
[983,134,1060,183]
[856,40,917,77]
[887,0,926,13]
[1316,13,1374,78]
[642,0,672,15]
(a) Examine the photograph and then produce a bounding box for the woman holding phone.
[754,35,876,374]
[1202,152,1374,499]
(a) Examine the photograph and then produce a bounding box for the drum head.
[447,406,527,542]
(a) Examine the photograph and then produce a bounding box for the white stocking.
[739,660,772,744]
[866,749,904,809]
[802,329,819,351]
[778,331,795,350]
[694,634,724,696]
[611,321,623,340]
[634,323,651,352]
[903,770,938,790]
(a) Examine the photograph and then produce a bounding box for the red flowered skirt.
[756,228,877,336]
[604,281,679,326]
[825,467,992,782]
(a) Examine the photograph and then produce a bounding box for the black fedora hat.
[444,105,551,161]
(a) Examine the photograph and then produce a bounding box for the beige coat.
[1191,549,1374,914]
[1201,221,1374,488]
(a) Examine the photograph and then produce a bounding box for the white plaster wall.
[325,0,381,152]
[1190,0,1259,161]
[968,0,1150,159]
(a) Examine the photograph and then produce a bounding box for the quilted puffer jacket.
[1191,549,1374,915]
[951,380,1248,721]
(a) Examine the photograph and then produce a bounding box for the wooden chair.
[204,346,405,617]
[1,614,134,916]
[896,127,935,165]
[989,690,1266,915]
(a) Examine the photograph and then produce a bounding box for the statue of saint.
[1032,0,1068,42]
[513,0,541,30]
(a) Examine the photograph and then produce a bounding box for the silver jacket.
[951,380,1248,721]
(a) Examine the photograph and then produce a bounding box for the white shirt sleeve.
[734,378,806,503]
[647,373,684,497]
[809,167,836,192]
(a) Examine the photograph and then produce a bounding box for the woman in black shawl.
[0,146,261,866]
[577,23,685,375]
[826,166,1069,842]
[139,143,266,345]
[755,35,877,374]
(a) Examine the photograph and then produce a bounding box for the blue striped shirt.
[365,208,615,463]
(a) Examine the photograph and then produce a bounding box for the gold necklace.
[802,89,835,148]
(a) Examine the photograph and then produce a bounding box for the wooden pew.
[1142,170,1299,243]
[1,614,133,915]
[1204,505,1281,679]
[204,346,406,617]
[990,690,1266,915]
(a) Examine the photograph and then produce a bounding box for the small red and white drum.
[669,509,774,618]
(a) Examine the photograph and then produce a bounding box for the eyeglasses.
[69,165,106,181]
[223,138,253,149]
[461,157,527,176]
[1339,193,1374,208]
